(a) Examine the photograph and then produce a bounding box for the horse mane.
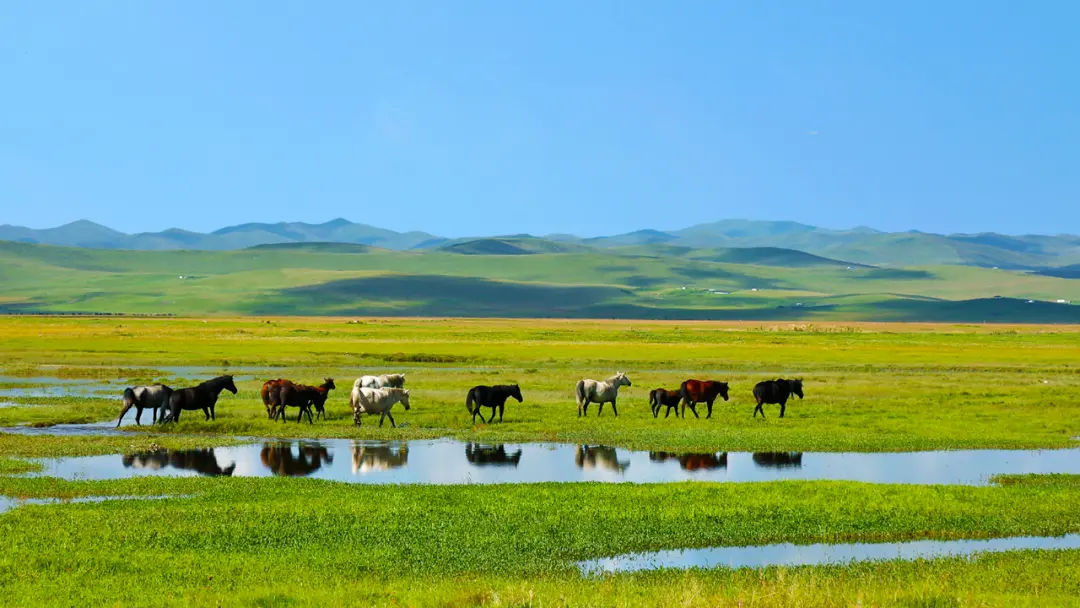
[200,375,234,389]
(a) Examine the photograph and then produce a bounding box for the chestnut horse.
[261,379,286,419]
[679,379,730,418]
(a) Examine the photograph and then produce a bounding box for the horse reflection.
[465,443,523,467]
[649,452,728,471]
[122,448,236,476]
[351,443,409,474]
[260,443,334,477]
[575,445,630,473]
[752,452,803,468]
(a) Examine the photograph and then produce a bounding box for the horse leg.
[134,407,143,426]
[780,399,787,418]
[498,404,504,422]
[597,403,604,416]
[210,404,216,421]
[754,402,765,418]
[688,401,699,418]
[203,407,210,421]
[706,399,714,419]
[353,408,362,427]
[386,411,397,428]
[610,399,618,417]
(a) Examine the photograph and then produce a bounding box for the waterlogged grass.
[2,317,1080,451]
[2,476,1080,605]
[0,457,40,475]
[0,433,247,459]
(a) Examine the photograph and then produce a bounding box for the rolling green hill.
[1,240,1078,322]
[4,218,1080,270]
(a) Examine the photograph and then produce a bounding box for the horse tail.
[466,388,477,414]
[574,380,586,407]
[117,387,137,427]
[648,390,658,408]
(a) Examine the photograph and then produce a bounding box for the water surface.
[579,534,1080,574]
[24,439,1080,486]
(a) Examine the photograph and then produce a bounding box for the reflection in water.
[650,452,728,471]
[260,443,334,477]
[29,441,1080,486]
[752,452,803,468]
[122,448,236,476]
[352,442,409,474]
[575,445,630,473]
[465,443,523,467]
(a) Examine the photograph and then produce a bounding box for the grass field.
[4,240,1080,321]
[3,316,1080,606]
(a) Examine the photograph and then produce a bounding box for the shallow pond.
[579,534,1080,574]
[22,439,1080,485]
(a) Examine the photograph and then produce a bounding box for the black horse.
[465,443,523,467]
[648,388,683,419]
[160,375,237,423]
[466,384,523,423]
[752,378,803,418]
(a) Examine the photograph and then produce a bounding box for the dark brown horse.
[648,388,684,418]
[273,379,336,423]
[679,379,730,418]
[753,378,803,418]
[160,375,237,423]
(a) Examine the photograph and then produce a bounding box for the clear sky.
[1,1,1077,237]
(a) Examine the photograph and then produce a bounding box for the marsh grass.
[1,317,1079,451]
[2,476,1080,605]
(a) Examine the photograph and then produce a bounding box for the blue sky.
[1,1,1077,237]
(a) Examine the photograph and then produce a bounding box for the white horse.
[354,373,407,390]
[349,386,411,427]
[575,372,632,417]
[117,384,173,427]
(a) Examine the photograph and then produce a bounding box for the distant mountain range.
[3,218,1080,269]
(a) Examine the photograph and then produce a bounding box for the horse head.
[323,378,336,391]
[400,389,411,410]
[615,372,632,387]
[790,378,804,399]
[511,384,523,402]
[222,375,238,394]
[719,381,730,401]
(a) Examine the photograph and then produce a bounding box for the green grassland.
[3,474,1080,606]
[4,317,1080,606]
[1,316,1079,452]
[3,240,1080,321]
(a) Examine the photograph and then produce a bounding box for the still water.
[578,534,1080,574]
[23,439,1080,486]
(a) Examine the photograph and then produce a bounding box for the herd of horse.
[116,371,805,427]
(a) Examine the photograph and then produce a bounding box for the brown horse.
[679,379,730,418]
[272,379,336,423]
[261,379,286,419]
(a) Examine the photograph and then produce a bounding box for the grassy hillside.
[1,241,1079,321]
[5,218,1080,269]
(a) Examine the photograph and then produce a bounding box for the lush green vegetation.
[3,317,1080,605]
[1,317,1079,451]
[3,239,1080,320]
[2,474,1080,606]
